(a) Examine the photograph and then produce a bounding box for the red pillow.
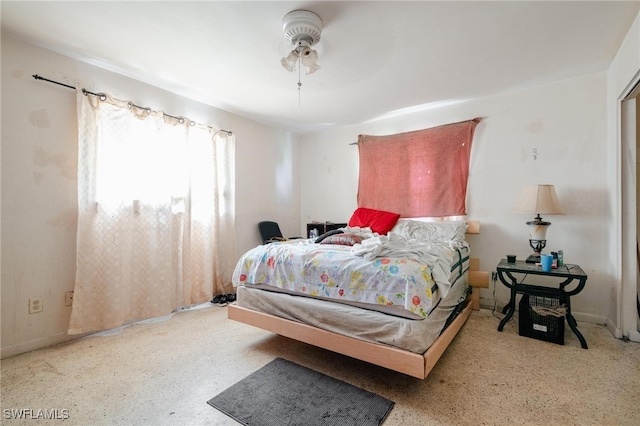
[348,207,401,235]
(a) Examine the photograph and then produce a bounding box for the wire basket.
[518,293,565,345]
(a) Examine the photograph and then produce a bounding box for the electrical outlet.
[491,272,498,282]
[29,297,43,314]
[65,291,74,307]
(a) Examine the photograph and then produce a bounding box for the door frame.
[620,76,640,342]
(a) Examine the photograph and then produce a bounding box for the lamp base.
[527,238,547,264]
[526,254,541,264]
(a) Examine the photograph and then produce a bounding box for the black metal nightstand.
[496,259,588,349]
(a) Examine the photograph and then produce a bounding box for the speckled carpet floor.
[2,306,639,425]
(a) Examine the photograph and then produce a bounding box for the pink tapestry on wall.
[357,118,481,217]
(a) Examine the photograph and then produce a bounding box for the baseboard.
[479,300,608,326]
[606,318,623,339]
[1,303,209,359]
[1,332,77,359]
[572,311,608,326]
[627,330,640,343]
[605,318,640,342]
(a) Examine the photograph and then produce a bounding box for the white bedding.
[232,234,469,318]
[231,220,473,353]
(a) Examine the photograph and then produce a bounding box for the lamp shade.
[513,184,565,215]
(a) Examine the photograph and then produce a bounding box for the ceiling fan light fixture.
[299,46,320,74]
[282,10,322,46]
[281,51,298,72]
[281,10,322,74]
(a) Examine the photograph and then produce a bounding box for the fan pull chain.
[297,45,302,106]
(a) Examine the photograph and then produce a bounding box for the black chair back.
[258,221,284,244]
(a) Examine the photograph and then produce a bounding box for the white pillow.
[393,220,468,242]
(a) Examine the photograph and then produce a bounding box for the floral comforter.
[232,235,469,318]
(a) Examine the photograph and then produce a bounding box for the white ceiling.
[2,1,638,134]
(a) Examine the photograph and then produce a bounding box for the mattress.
[232,220,472,353]
[236,269,469,354]
[232,234,469,319]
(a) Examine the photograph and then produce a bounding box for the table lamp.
[513,184,565,263]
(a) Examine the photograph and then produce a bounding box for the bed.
[228,215,488,379]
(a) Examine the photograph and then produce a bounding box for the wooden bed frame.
[228,221,489,379]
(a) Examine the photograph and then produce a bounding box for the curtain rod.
[32,74,232,135]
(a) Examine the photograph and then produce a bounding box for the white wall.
[300,73,610,321]
[1,35,300,358]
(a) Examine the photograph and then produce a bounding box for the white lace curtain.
[69,90,236,335]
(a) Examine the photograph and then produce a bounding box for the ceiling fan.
[280,10,322,75]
